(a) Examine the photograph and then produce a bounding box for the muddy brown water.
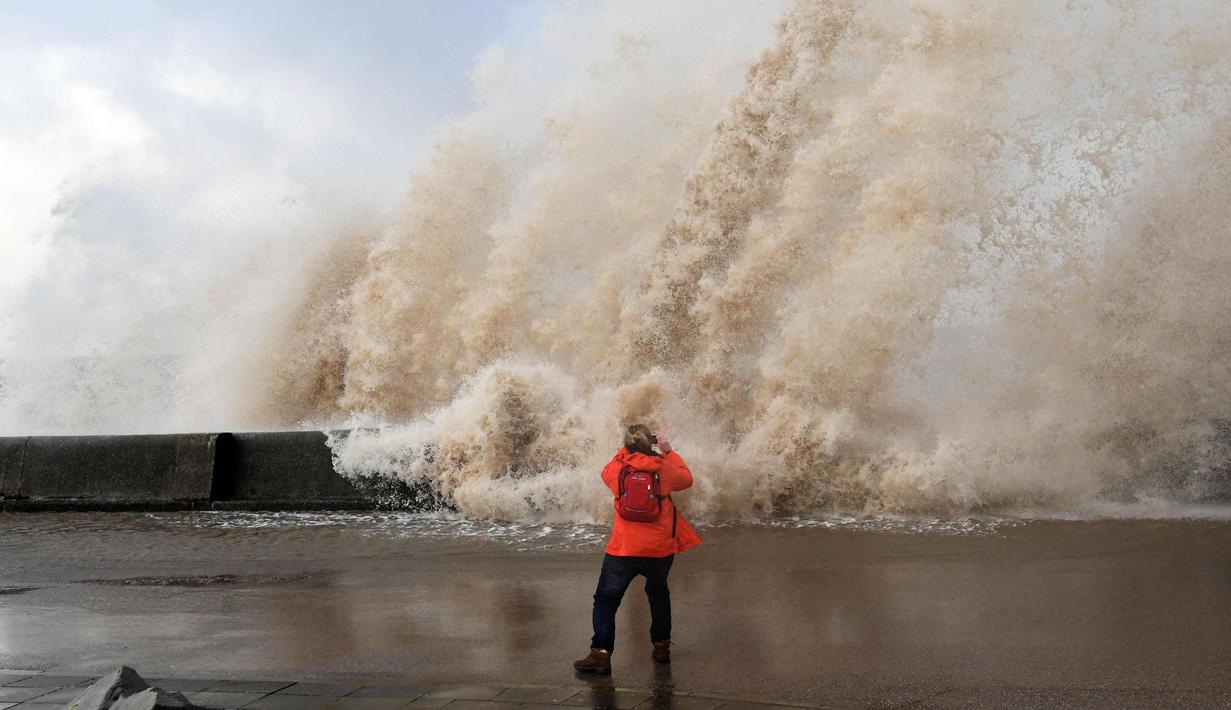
[1,512,1229,707]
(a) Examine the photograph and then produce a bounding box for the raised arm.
[660,450,693,493]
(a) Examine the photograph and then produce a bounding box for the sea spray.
[8,0,1231,520]
[318,0,1231,520]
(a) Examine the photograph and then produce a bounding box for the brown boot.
[573,648,612,674]
[652,640,670,663]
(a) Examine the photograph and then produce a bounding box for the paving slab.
[0,689,51,704]
[914,687,1229,709]
[204,680,294,694]
[24,687,84,703]
[330,699,414,710]
[248,694,339,710]
[433,703,518,710]
[0,676,33,687]
[563,689,654,709]
[633,696,727,710]
[277,681,365,696]
[3,674,94,687]
[494,686,584,704]
[185,690,269,708]
[422,685,508,701]
[147,678,217,692]
[405,698,453,708]
[349,685,432,699]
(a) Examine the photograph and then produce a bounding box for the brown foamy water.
[6,1,1231,521]
[305,1,1231,520]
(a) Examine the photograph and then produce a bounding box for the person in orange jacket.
[573,424,702,674]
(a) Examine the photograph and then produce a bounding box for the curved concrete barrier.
[0,436,29,499]
[0,430,379,511]
[0,434,215,507]
[211,431,368,509]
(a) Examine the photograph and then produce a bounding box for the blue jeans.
[590,553,674,652]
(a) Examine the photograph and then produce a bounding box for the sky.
[0,0,790,434]
[0,0,545,357]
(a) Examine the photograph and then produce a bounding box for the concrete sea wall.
[0,431,375,511]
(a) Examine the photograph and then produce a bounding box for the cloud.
[0,2,512,358]
[156,50,247,109]
[0,45,151,331]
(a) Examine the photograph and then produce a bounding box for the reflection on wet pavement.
[1,512,1229,707]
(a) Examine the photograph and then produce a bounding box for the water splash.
[9,0,1231,522]
[313,1,1231,521]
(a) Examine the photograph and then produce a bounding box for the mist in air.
[4,0,1231,522]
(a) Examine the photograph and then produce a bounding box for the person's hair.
[623,424,657,455]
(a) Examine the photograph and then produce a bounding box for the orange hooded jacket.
[601,448,702,557]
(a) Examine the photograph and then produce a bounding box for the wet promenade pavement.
[0,669,810,710]
[1,512,1230,708]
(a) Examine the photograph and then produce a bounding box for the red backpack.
[616,463,664,522]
